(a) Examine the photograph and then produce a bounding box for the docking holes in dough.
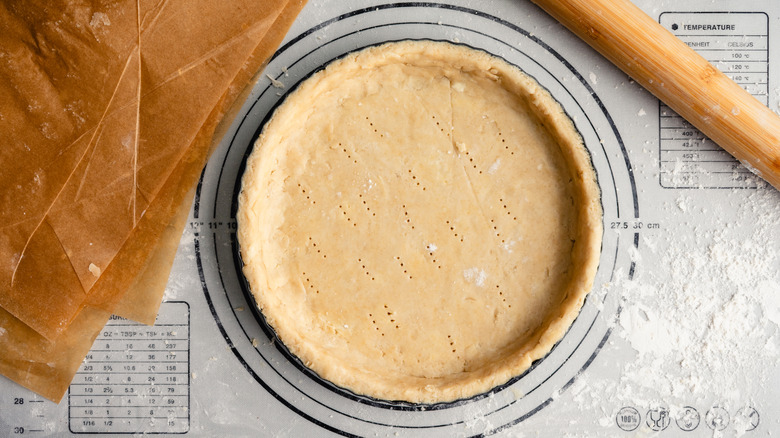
[237,40,602,403]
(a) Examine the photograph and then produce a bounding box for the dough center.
[238,41,602,403]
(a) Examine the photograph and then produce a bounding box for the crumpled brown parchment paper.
[0,0,306,402]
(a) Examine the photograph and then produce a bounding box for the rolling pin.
[530,0,780,190]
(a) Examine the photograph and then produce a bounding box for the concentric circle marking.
[194,3,639,436]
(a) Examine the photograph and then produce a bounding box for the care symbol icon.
[735,406,760,432]
[646,407,670,431]
[676,406,700,431]
[706,406,730,431]
[615,407,640,432]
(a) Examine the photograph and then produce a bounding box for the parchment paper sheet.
[0,0,307,402]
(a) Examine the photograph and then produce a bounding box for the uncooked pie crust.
[237,41,602,403]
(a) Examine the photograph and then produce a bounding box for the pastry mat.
[1,0,779,436]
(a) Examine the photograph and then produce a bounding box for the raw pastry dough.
[237,41,602,403]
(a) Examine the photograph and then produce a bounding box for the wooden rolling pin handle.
[530,0,780,190]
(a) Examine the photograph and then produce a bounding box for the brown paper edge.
[0,0,307,402]
[107,0,308,323]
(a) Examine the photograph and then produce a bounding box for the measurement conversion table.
[67,302,190,434]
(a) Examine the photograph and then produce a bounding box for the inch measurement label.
[658,12,769,189]
[68,301,190,434]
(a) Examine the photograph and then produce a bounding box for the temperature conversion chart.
[658,11,770,189]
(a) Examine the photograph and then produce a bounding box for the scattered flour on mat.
[567,191,780,433]
[649,196,773,400]
[618,224,779,403]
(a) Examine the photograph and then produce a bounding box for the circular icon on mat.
[706,406,730,431]
[676,406,700,431]
[735,406,760,432]
[646,406,671,431]
[616,407,640,431]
